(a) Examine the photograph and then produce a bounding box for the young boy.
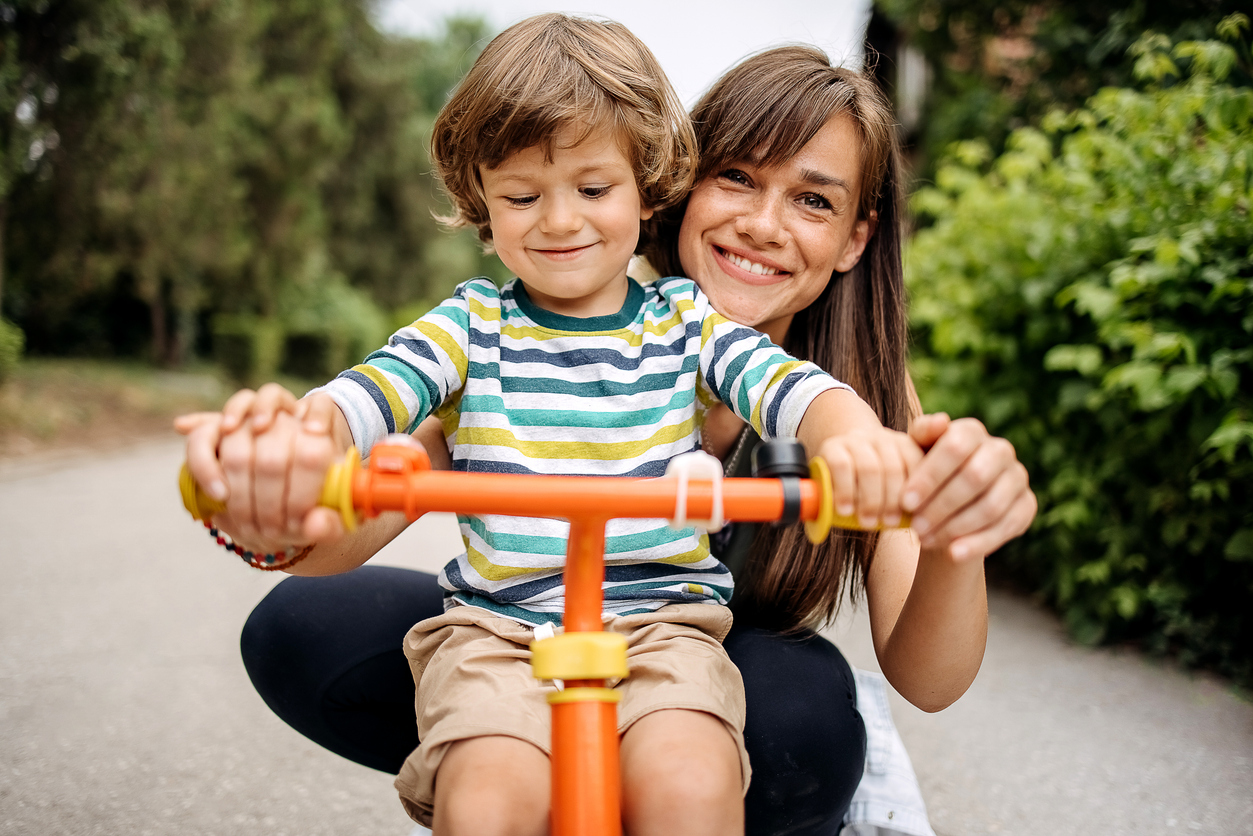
[191,14,920,835]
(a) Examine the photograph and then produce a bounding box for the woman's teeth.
[723,250,781,275]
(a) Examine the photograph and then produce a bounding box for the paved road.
[1,440,1250,836]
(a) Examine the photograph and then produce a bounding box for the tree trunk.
[150,283,168,366]
[0,199,7,319]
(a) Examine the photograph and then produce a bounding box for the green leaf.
[1224,529,1253,562]
[1044,344,1104,376]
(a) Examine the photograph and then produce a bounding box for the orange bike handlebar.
[179,437,909,543]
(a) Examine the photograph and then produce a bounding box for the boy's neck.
[518,275,631,319]
[513,277,643,332]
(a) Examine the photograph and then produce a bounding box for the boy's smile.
[480,125,653,318]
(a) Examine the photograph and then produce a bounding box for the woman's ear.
[640,204,655,221]
[834,209,878,273]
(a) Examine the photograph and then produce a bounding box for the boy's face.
[480,125,653,318]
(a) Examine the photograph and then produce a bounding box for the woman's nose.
[734,194,785,244]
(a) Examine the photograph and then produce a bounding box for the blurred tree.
[870,0,1250,178]
[1,1,497,368]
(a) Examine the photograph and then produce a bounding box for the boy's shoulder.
[452,276,507,300]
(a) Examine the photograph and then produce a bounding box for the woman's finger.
[938,484,1038,563]
[183,414,228,502]
[912,434,1019,542]
[917,459,1022,547]
[251,383,300,433]
[220,388,259,433]
[285,418,340,539]
[252,411,300,541]
[903,417,991,515]
[219,422,260,543]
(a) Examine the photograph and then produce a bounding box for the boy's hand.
[816,428,924,529]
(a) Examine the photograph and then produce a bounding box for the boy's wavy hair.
[432,13,696,244]
[641,46,911,632]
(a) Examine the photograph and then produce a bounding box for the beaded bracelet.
[203,520,315,571]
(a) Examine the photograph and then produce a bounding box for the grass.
[0,357,315,459]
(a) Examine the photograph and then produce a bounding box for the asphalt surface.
[1,439,1250,836]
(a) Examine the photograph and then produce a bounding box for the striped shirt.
[317,276,848,624]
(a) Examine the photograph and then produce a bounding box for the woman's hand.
[817,428,924,530]
[174,384,351,552]
[902,413,1037,561]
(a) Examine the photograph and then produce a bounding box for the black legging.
[241,565,865,835]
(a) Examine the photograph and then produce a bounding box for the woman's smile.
[714,245,787,280]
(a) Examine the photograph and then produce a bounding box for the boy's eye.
[504,195,537,207]
[580,185,611,199]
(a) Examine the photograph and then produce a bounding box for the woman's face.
[677,115,874,344]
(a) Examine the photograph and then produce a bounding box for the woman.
[183,46,1035,835]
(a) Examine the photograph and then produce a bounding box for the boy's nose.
[540,194,582,235]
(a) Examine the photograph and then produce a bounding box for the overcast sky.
[374,0,873,107]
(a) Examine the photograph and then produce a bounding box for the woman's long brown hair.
[641,46,910,631]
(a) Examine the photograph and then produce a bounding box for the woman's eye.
[505,195,537,207]
[581,185,611,199]
[718,168,751,186]
[799,193,832,210]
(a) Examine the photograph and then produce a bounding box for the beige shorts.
[393,602,748,825]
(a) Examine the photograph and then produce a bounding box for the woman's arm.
[865,529,988,712]
[865,387,1036,711]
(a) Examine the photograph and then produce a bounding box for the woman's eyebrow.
[800,169,851,193]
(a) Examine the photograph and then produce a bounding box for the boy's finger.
[849,442,883,529]
[822,443,857,519]
[907,412,950,451]
[300,393,339,436]
[880,439,907,528]
[303,507,346,544]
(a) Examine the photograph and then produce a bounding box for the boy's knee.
[621,710,743,834]
[433,737,549,836]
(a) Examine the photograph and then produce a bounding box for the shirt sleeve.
[311,282,475,454]
[690,286,852,440]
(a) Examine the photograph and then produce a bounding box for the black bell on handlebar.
[751,439,809,479]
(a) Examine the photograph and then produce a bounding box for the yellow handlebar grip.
[320,446,361,532]
[179,463,226,522]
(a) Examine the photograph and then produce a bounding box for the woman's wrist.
[202,519,316,571]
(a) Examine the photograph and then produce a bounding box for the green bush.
[212,315,284,386]
[0,319,25,384]
[277,275,390,380]
[906,24,1253,683]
